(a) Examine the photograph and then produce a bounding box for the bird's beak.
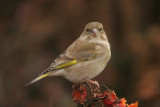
[91,28,99,37]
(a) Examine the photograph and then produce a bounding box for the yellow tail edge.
[26,73,50,86]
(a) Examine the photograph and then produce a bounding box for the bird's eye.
[86,29,91,32]
[98,28,103,31]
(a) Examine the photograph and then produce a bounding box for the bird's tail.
[26,72,51,86]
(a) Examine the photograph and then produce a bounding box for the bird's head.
[80,22,108,43]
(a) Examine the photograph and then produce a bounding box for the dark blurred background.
[0,0,160,107]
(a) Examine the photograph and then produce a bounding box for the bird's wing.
[26,40,98,85]
[42,40,98,74]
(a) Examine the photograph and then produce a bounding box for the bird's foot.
[84,79,100,89]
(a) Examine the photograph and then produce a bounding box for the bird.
[26,22,111,86]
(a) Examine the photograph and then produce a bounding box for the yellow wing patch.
[55,59,80,69]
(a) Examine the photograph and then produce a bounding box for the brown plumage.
[26,22,111,85]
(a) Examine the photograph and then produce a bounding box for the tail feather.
[26,73,50,86]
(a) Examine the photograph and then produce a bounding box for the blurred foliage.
[0,0,160,107]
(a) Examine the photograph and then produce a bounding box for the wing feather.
[42,40,97,74]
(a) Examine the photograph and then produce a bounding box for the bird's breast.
[63,45,111,83]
